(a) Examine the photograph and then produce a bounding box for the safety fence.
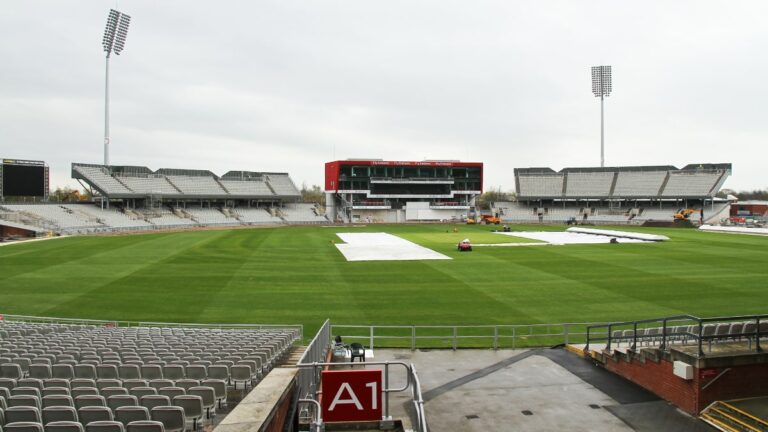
[296,320,427,432]
[296,319,331,399]
[586,313,768,357]
[331,322,608,350]
[296,360,427,432]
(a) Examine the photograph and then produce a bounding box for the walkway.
[371,348,713,431]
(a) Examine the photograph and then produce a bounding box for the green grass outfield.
[1,224,767,342]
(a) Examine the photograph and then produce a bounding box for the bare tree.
[300,183,325,204]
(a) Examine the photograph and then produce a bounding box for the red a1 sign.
[322,369,383,422]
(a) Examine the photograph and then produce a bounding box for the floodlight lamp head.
[102,9,131,56]
[591,65,612,97]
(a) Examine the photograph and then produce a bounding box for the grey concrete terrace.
[361,348,713,432]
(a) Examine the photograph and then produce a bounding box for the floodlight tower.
[591,65,612,168]
[102,9,131,166]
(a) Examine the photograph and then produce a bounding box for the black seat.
[349,343,365,363]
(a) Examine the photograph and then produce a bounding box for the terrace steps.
[701,400,768,432]
[277,345,307,367]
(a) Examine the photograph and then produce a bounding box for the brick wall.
[264,382,296,432]
[604,356,698,413]
[0,225,36,237]
[699,363,768,409]
[604,354,768,414]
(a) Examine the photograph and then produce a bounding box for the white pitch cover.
[335,232,451,262]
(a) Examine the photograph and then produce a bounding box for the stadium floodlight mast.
[591,65,612,168]
[102,9,131,167]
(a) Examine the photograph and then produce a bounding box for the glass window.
[351,166,370,177]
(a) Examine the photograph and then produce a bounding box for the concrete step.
[277,345,307,367]
[565,343,588,358]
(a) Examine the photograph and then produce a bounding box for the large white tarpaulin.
[494,231,649,245]
[335,232,451,262]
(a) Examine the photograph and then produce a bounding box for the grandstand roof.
[514,163,732,200]
[222,171,265,180]
[680,163,733,171]
[72,163,301,201]
[735,200,768,205]
[156,168,216,177]
[560,165,677,173]
[515,164,733,175]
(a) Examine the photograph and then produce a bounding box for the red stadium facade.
[324,160,483,223]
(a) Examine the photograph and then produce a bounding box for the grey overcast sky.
[1,1,766,192]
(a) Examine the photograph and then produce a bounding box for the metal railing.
[409,364,428,432]
[295,360,427,432]
[0,313,303,334]
[331,322,608,350]
[586,313,768,357]
[296,320,427,432]
[296,319,331,400]
[297,399,323,432]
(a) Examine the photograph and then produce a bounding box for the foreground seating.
[149,407,184,432]
[114,406,150,426]
[172,396,203,430]
[84,421,125,432]
[4,422,45,432]
[606,320,768,351]
[42,406,79,424]
[78,406,114,424]
[45,421,85,432]
[5,406,42,423]
[1,318,300,432]
[125,420,165,432]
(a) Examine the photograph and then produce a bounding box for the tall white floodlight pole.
[102,9,131,166]
[591,65,612,167]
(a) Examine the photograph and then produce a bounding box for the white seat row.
[0,391,218,431]
[231,209,282,224]
[612,171,666,197]
[182,209,233,225]
[164,178,224,196]
[218,180,272,196]
[0,204,330,234]
[116,178,178,196]
[517,175,563,198]
[280,204,328,223]
[0,206,103,231]
[609,321,768,349]
[60,207,151,230]
[516,165,730,199]
[1,319,301,431]
[265,175,300,196]
[72,167,133,195]
[661,172,721,197]
[564,172,614,197]
[71,164,301,200]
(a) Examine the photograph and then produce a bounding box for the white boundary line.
[0,236,67,248]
